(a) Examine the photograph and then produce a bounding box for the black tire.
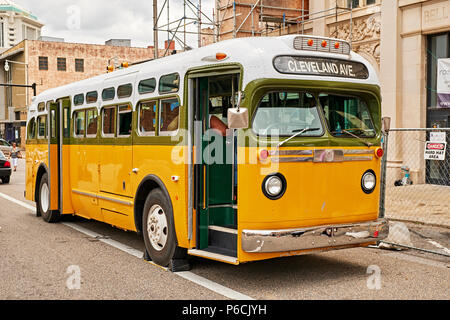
[1,176,9,184]
[37,173,60,223]
[142,189,186,267]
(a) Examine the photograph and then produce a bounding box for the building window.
[39,57,48,70]
[347,0,359,8]
[427,33,450,109]
[75,59,84,72]
[57,57,66,71]
[0,22,4,47]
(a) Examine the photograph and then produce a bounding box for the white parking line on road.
[0,191,255,300]
[176,271,254,300]
[0,192,35,211]
[382,252,449,269]
[427,240,450,255]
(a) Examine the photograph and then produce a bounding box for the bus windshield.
[319,93,376,138]
[252,91,324,136]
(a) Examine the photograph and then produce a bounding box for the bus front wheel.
[37,173,60,223]
[142,189,186,267]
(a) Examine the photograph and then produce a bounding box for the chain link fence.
[380,128,450,257]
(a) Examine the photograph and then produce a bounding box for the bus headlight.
[361,170,376,194]
[262,174,287,200]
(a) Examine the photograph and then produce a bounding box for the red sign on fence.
[424,142,446,160]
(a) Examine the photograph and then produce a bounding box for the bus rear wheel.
[142,189,186,267]
[37,173,60,223]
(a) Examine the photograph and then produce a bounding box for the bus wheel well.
[134,176,168,234]
[35,165,48,203]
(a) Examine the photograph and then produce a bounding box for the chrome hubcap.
[147,205,168,251]
[40,182,49,213]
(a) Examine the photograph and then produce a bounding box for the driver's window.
[252,91,324,136]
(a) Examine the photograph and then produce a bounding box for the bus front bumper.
[242,219,388,253]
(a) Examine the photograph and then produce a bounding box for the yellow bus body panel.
[236,146,380,263]
[25,143,48,202]
[132,144,189,248]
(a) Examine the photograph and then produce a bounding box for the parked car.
[0,150,11,184]
[0,139,12,157]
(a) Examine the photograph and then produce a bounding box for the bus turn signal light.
[334,42,340,49]
[321,40,328,48]
[307,39,314,46]
[375,148,384,158]
[259,149,269,161]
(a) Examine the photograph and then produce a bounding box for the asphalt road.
[0,160,449,300]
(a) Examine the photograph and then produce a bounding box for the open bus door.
[191,71,240,262]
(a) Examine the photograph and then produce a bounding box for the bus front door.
[194,74,239,258]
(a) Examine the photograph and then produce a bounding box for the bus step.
[208,226,237,256]
[188,249,238,264]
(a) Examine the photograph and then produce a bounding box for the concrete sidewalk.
[385,184,450,228]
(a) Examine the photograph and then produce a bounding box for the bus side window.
[50,109,57,139]
[86,109,98,137]
[118,105,132,137]
[102,107,116,137]
[28,118,36,140]
[160,98,180,135]
[139,101,157,136]
[74,110,86,137]
[37,115,46,139]
[63,107,70,138]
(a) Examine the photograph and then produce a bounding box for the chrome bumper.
[242,219,388,253]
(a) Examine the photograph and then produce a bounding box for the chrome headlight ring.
[262,173,287,200]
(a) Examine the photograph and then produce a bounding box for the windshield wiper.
[342,129,373,147]
[277,127,320,148]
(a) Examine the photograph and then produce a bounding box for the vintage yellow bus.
[26,35,388,269]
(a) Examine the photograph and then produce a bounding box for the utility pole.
[153,0,159,59]
[198,0,202,48]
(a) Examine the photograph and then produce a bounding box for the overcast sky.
[15,0,215,49]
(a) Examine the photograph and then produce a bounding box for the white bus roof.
[30,35,380,113]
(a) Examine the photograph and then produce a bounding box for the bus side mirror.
[382,117,391,133]
[228,91,249,129]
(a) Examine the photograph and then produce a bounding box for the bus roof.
[30,35,380,113]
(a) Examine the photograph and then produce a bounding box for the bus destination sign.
[273,56,369,80]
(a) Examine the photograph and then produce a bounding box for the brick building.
[0,39,159,146]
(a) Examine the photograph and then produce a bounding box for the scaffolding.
[152,0,356,58]
[153,0,217,58]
